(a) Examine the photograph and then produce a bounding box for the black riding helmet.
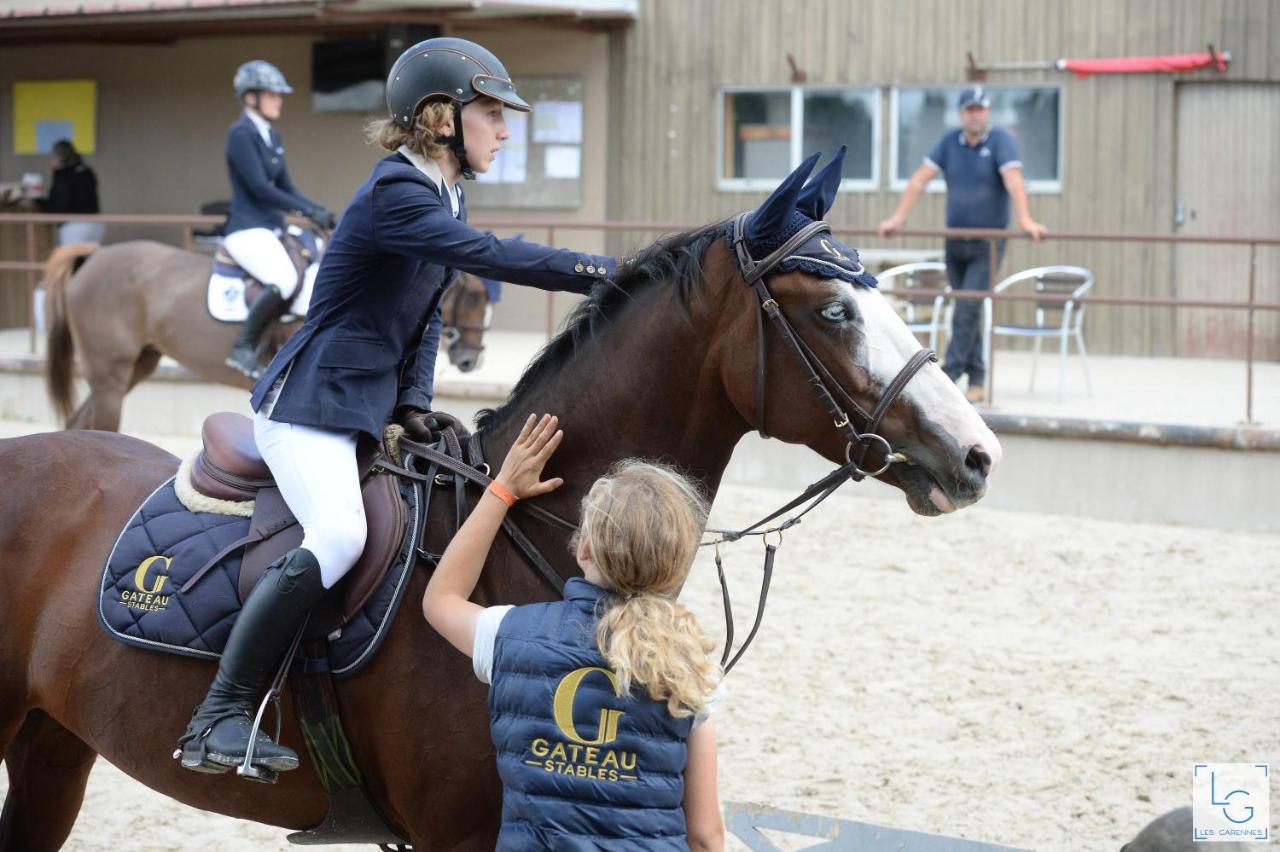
[386,37,530,179]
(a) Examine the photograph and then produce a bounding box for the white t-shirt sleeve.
[472,605,515,684]
[692,682,725,729]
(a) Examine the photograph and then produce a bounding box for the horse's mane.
[476,221,726,432]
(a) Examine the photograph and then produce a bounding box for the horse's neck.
[483,288,748,517]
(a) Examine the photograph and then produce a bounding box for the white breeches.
[224,228,298,298]
[253,411,366,589]
[57,222,106,245]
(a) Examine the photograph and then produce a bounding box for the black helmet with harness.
[385,37,530,180]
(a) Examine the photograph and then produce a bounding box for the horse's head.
[441,272,494,372]
[713,149,1001,515]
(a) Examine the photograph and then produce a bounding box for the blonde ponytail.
[574,460,719,717]
[596,594,718,718]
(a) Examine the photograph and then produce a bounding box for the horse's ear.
[796,145,847,220]
[746,152,821,240]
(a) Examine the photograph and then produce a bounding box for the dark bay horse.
[43,242,495,430]
[1,163,1000,849]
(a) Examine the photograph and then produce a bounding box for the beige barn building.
[1,0,1276,355]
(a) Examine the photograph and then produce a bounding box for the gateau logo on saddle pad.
[120,555,173,613]
[525,666,639,783]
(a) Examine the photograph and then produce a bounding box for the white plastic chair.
[983,265,1094,400]
[877,262,950,352]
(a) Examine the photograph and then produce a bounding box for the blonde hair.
[365,98,454,160]
[573,460,718,718]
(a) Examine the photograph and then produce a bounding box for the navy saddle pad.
[98,474,421,678]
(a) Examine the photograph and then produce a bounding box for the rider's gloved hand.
[398,407,467,443]
[306,207,338,231]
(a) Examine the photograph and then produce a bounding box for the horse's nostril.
[965,445,993,479]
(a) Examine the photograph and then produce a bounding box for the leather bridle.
[709,213,940,673]
[729,212,937,478]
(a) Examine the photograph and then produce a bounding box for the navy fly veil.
[725,209,878,288]
[725,145,878,289]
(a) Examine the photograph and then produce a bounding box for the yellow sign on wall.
[13,79,97,155]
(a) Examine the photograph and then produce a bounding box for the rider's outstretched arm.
[373,175,612,294]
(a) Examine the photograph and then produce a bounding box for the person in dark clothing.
[879,86,1047,403]
[42,140,103,245]
[174,38,615,780]
[223,59,337,379]
[423,417,725,851]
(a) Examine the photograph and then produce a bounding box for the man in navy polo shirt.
[879,87,1046,403]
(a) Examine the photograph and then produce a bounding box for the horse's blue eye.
[821,303,848,323]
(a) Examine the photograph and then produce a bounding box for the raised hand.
[495,413,564,500]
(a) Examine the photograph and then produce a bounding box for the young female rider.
[176,39,616,775]
[223,60,338,378]
[423,414,726,851]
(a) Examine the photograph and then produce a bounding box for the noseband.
[729,212,936,477]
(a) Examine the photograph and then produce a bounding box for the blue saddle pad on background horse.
[98,475,421,677]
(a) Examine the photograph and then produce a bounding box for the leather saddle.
[188,412,408,625]
[214,230,313,310]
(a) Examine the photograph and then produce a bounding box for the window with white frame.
[891,86,1062,191]
[720,87,879,190]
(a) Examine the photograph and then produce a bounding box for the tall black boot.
[226,284,285,380]
[176,548,326,777]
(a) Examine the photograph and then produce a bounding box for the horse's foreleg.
[0,710,97,852]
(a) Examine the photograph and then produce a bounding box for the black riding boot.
[226,284,285,380]
[176,548,326,777]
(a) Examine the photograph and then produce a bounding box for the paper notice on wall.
[532,101,583,144]
[543,145,581,180]
[475,111,529,184]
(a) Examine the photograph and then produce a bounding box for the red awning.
[1058,51,1229,79]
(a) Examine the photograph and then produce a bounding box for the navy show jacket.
[251,152,614,440]
[225,114,318,233]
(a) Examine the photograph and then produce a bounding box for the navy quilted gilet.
[488,578,693,850]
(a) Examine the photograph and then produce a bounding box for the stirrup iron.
[237,621,306,784]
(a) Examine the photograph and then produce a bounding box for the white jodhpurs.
[224,228,298,299]
[57,222,106,245]
[253,411,366,589]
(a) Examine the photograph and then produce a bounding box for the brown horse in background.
[1,216,1000,849]
[43,242,494,430]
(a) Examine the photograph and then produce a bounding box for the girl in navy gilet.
[424,414,726,851]
[175,41,615,777]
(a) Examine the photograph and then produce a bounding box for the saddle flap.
[239,473,408,625]
[239,487,303,602]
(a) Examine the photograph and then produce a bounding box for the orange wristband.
[487,480,518,508]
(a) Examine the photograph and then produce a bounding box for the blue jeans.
[942,238,1005,386]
